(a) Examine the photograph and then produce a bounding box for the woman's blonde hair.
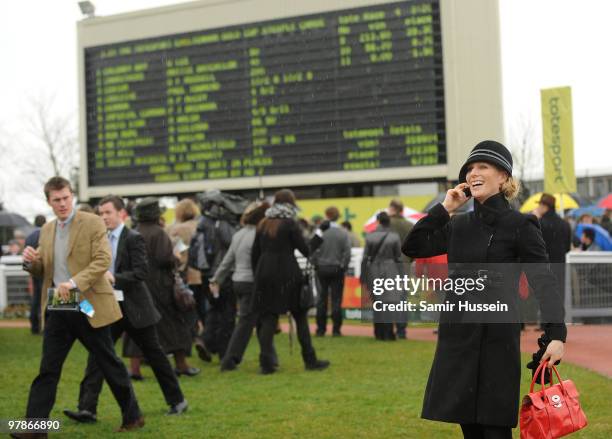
[501,175,521,200]
[175,198,199,222]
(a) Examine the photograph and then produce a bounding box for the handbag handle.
[530,361,581,433]
[530,361,566,397]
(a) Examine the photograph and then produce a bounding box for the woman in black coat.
[251,189,329,374]
[125,198,200,377]
[402,141,566,438]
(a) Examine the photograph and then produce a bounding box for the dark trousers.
[460,424,512,439]
[29,278,42,333]
[395,322,407,337]
[258,309,316,370]
[26,311,141,424]
[221,282,277,368]
[191,283,208,326]
[78,318,184,414]
[315,271,345,334]
[202,278,236,358]
[374,322,395,340]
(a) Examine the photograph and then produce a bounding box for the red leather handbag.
[520,361,587,438]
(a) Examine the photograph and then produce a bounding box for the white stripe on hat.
[467,149,512,171]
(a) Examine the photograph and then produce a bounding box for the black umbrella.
[0,211,31,228]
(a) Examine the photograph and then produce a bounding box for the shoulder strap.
[369,232,389,262]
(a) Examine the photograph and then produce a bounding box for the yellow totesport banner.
[541,86,577,194]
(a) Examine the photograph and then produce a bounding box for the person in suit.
[25,214,47,334]
[63,195,188,424]
[17,177,143,437]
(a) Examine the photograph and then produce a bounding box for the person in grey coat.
[313,206,351,336]
[209,201,274,371]
[361,211,405,341]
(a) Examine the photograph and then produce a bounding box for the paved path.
[2,319,610,377]
[0,320,29,328]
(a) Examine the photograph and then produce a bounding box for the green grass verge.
[0,328,609,438]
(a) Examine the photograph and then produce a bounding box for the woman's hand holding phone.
[442,183,471,214]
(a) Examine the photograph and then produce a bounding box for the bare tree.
[0,126,11,207]
[21,94,79,187]
[508,113,541,183]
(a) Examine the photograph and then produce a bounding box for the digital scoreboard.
[83,0,445,191]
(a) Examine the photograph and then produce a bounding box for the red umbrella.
[597,194,612,209]
[363,207,426,233]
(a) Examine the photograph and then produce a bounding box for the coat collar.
[542,209,558,220]
[473,192,511,225]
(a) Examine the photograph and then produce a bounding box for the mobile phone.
[463,187,472,198]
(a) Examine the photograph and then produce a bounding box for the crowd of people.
[10,177,361,435]
[2,184,609,348]
[1,158,611,437]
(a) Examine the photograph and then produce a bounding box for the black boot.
[305,359,330,371]
[63,409,97,423]
[303,350,330,371]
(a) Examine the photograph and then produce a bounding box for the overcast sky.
[0,0,610,220]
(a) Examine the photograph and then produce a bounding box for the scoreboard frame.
[77,0,503,200]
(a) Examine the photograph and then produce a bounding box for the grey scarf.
[265,202,299,219]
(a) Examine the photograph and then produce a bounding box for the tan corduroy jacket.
[26,210,122,329]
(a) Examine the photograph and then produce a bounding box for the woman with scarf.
[402,141,566,439]
[251,189,330,374]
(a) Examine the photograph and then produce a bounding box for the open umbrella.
[574,223,612,251]
[567,206,605,218]
[520,192,579,213]
[0,210,31,228]
[363,207,426,233]
[597,194,612,209]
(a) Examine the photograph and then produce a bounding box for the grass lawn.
[0,328,610,438]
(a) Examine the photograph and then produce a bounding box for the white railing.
[0,255,30,312]
[565,251,612,322]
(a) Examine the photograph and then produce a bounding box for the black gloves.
[526,333,561,385]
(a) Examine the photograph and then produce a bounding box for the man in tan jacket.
[15,177,143,437]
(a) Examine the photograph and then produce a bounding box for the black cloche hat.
[135,197,162,222]
[458,140,513,183]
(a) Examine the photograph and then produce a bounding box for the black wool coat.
[402,192,567,427]
[251,218,310,314]
[132,222,192,354]
[113,227,161,329]
[539,210,571,264]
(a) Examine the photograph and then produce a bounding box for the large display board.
[83,0,445,190]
